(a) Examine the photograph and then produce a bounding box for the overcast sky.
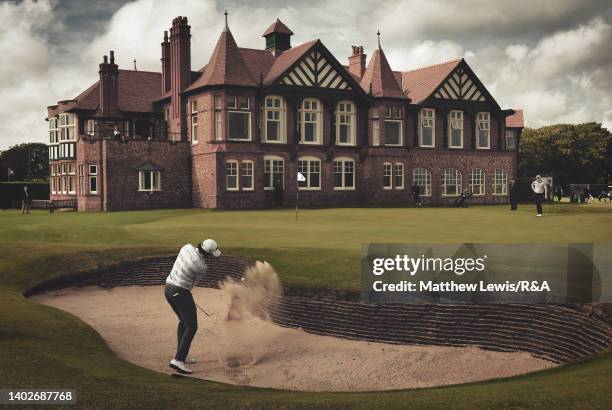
[1,0,611,150]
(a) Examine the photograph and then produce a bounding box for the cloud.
[1,0,611,150]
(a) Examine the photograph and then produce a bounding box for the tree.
[0,143,49,182]
[519,122,612,186]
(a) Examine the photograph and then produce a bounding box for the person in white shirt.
[165,239,221,374]
[531,175,548,217]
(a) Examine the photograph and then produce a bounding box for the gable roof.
[263,40,317,85]
[262,19,293,36]
[360,49,406,99]
[401,59,461,104]
[186,28,257,91]
[506,109,524,128]
[70,70,162,113]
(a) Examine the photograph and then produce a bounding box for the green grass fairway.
[0,204,610,408]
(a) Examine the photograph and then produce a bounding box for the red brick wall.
[76,140,103,211]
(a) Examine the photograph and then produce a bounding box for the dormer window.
[384,105,402,146]
[299,98,322,144]
[227,96,251,141]
[477,112,490,149]
[419,108,435,147]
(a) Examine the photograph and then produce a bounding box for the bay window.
[333,157,355,190]
[299,99,322,144]
[214,95,222,141]
[477,112,490,149]
[371,108,380,146]
[297,157,321,190]
[264,96,285,143]
[384,105,402,146]
[336,101,356,145]
[448,110,463,148]
[227,96,251,141]
[264,156,284,190]
[419,108,435,147]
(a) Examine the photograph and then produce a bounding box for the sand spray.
[216,261,284,368]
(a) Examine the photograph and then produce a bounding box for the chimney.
[169,16,191,139]
[348,46,366,79]
[99,50,119,117]
[161,30,171,93]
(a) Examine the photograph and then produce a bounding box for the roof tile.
[506,109,524,128]
[360,49,406,99]
[401,59,461,104]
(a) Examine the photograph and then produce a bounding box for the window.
[442,168,462,196]
[394,163,404,189]
[297,157,321,190]
[264,156,284,190]
[84,119,95,137]
[264,96,286,143]
[214,95,222,141]
[49,118,59,144]
[413,168,432,196]
[493,169,508,195]
[78,165,84,195]
[336,101,356,145]
[241,161,254,191]
[59,113,76,141]
[384,105,402,146]
[299,99,322,144]
[477,112,490,149]
[89,165,98,194]
[139,171,161,192]
[448,110,463,148]
[506,130,516,149]
[226,160,238,191]
[227,96,251,141]
[383,163,392,189]
[333,157,355,190]
[469,169,485,196]
[419,108,435,147]
[371,108,380,146]
[191,100,198,144]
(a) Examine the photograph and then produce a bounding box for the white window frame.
[469,168,485,196]
[138,171,161,192]
[335,101,356,146]
[442,168,462,196]
[493,169,508,195]
[89,165,98,194]
[448,110,463,148]
[383,162,393,190]
[240,160,254,191]
[371,108,380,146]
[227,96,251,141]
[263,95,286,143]
[419,108,435,147]
[297,156,321,190]
[226,160,239,191]
[412,167,432,197]
[394,163,404,190]
[58,113,77,142]
[333,157,355,190]
[299,98,323,145]
[264,155,284,191]
[214,95,222,141]
[191,100,198,144]
[384,105,403,146]
[477,112,490,149]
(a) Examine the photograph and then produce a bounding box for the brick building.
[47,15,523,211]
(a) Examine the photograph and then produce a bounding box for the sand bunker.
[32,264,555,392]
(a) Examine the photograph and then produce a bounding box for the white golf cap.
[201,239,221,257]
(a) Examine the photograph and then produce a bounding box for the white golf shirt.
[166,244,207,290]
[532,180,547,194]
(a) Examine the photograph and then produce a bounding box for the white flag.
[297,172,306,182]
[8,168,14,176]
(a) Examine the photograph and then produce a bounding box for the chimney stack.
[161,30,171,93]
[348,45,366,80]
[169,16,191,140]
[99,50,119,117]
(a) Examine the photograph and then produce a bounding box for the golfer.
[165,239,221,374]
[531,175,548,217]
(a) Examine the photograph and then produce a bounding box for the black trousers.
[535,193,544,214]
[164,284,198,362]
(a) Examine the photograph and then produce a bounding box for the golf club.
[195,301,214,317]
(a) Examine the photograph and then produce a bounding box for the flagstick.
[295,189,299,220]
